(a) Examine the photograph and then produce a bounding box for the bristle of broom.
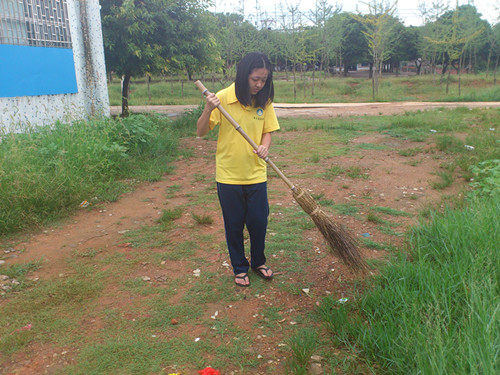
[292,186,367,271]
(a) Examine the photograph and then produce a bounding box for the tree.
[425,3,484,95]
[338,14,369,76]
[387,25,420,74]
[353,1,398,99]
[278,1,310,100]
[308,0,340,89]
[101,0,212,116]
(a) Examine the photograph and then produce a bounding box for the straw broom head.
[292,186,367,271]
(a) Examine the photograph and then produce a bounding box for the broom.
[195,80,367,271]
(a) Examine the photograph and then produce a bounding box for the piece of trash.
[302,288,310,296]
[193,269,201,277]
[361,233,371,237]
[489,128,495,131]
[210,310,219,320]
[10,323,32,335]
[142,276,151,282]
[79,200,90,208]
[464,145,475,150]
[197,367,221,375]
[194,337,201,342]
[430,129,437,133]
[338,297,349,304]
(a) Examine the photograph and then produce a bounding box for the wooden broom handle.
[195,80,296,191]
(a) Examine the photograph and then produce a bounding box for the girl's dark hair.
[235,52,274,108]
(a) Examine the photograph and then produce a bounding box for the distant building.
[0,0,109,131]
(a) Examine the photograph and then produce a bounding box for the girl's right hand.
[205,93,220,111]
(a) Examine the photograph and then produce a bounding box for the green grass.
[0,112,199,235]
[0,272,104,357]
[108,73,500,106]
[369,206,413,217]
[1,90,499,373]
[319,194,500,374]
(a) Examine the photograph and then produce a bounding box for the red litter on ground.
[198,367,221,375]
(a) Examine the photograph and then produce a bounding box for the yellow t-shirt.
[209,83,280,184]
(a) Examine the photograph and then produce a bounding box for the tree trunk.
[147,74,151,104]
[312,67,315,96]
[121,73,131,117]
[458,56,462,97]
[486,48,492,78]
[293,62,297,101]
[446,70,451,95]
[302,63,306,99]
[494,55,499,86]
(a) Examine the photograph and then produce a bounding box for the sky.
[210,0,500,27]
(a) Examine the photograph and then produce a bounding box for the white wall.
[0,0,109,132]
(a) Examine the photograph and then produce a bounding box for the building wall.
[0,0,109,132]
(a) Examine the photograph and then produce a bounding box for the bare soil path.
[1,102,484,374]
[110,101,500,118]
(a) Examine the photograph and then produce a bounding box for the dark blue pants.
[217,182,269,275]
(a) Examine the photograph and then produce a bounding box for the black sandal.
[234,274,250,287]
[253,266,273,280]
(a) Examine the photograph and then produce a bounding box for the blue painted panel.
[0,44,78,98]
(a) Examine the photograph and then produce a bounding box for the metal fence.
[0,0,72,48]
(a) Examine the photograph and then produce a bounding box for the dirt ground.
[1,102,491,374]
[110,101,500,118]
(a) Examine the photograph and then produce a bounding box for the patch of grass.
[165,184,181,198]
[356,143,388,150]
[0,261,40,281]
[370,206,413,217]
[360,238,392,250]
[286,327,319,374]
[398,147,423,156]
[0,111,198,235]
[333,203,360,216]
[431,171,454,190]
[323,164,345,180]
[346,166,369,179]
[123,225,172,248]
[435,134,463,153]
[191,212,214,225]
[157,208,183,225]
[0,275,103,355]
[320,195,499,374]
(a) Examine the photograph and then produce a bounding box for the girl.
[196,52,280,287]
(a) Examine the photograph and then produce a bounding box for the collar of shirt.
[226,83,238,105]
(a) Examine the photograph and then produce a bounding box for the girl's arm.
[196,93,220,137]
[254,132,273,159]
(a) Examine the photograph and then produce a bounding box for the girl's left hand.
[254,145,268,159]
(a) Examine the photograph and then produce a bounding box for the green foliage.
[320,195,500,374]
[0,113,196,235]
[286,328,320,374]
[469,159,500,197]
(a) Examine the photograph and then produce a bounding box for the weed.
[323,164,344,180]
[370,206,413,217]
[399,147,423,157]
[346,166,369,179]
[286,327,319,374]
[157,208,183,225]
[191,213,214,225]
[431,171,454,190]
